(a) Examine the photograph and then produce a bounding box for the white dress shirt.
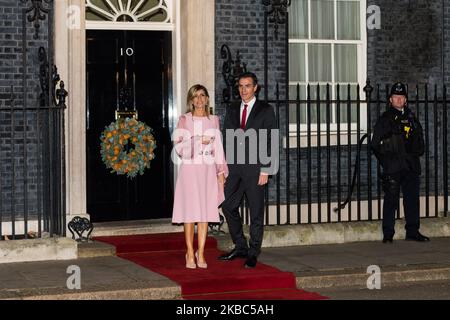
[240,96,257,127]
[239,96,267,176]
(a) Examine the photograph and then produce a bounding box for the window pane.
[308,44,332,82]
[289,85,307,124]
[289,0,308,39]
[336,84,358,123]
[337,1,360,40]
[335,44,358,82]
[336,83,358,100]
[311,0,334,39]
[290,85,334,124]
[310,84,330,123]
[289,44,306,82]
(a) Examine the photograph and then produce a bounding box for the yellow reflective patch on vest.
[404,126,411,139]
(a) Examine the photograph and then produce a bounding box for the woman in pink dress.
[172,84,228,269]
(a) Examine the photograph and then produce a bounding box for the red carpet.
[94,233,327,300]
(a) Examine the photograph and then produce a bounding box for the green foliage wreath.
[100,118,156,178]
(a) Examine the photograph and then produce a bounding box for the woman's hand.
[217,173,226,185]
[201,135,214,145]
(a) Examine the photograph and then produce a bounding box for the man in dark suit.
[218,72,277,268]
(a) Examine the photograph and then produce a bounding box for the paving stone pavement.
[1,237,450,299]
[0,256,180,300]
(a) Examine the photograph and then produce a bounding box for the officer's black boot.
[382,236,393,243]
[406,232,430,242]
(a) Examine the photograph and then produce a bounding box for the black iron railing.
[0,82,67,240]
[0,0,66,240]
[220,1,449,226]
[243,81,449,225]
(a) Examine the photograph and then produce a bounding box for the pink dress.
[172,113,229,223]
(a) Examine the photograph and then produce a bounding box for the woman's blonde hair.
[187,84,210,117]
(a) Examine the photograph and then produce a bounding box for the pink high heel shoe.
[186,254,196,269]
[195,251,208,269]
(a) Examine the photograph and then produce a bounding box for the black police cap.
[390,82,407,97]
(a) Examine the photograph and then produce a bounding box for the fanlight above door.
[86,0,172,23]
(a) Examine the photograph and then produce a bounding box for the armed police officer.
[372,82,430,243]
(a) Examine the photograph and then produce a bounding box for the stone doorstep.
[216,217,450,249]
[91,219,184,237]
[296,265,450,289]
[91,228,183,237]
[0,237,77,264]
[1,286,182,300]
[77,241,116,258]
[0,238,117,263]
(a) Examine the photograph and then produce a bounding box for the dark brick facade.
[215,0,449,213]
[1,1,448,225]
[365,0,448,199]
[0,0,50,221]
[215,0,290,206]
[445,0,450,84]
[367,0,443,88]
[215,0,287,117]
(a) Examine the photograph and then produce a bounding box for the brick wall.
[215,0,287,117]
[445,0,450,84]
[444,0,450,196]
[366,1,447,197]
[0,0,50,221]
[214,0,447,213]
[215,0,289,205]
[367,0,443,89]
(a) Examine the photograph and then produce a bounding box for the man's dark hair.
[238,72,258,86]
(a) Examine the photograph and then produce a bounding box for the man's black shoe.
[405,232,430,242]
[382,236,393,244]
[244,256,257,268]
[218,249,248,261]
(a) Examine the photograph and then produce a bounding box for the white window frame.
[287,0,367,145]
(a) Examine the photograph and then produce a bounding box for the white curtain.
[335,44,357,83]
[289,43,306,82]
[309,44,332,82]
[289,85,307,124]
[289,0,308,39]
[311,0,334,39]
[337,1,360,40]
[337,84,358,123]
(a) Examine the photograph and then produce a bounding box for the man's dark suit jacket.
[223,100,277,177]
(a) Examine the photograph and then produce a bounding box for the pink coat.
[172,113,228,223]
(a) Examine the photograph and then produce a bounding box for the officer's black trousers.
[382,171,421,238]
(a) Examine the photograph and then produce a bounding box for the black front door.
[86,30,173,222]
